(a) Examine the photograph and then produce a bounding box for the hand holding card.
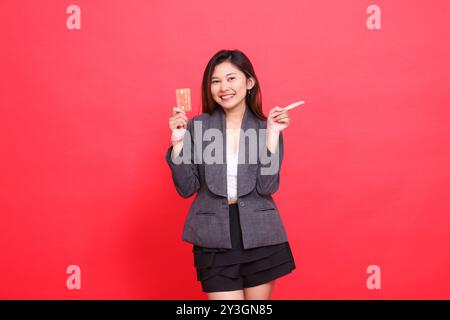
[176,88,192,112]
[169,88,191,146]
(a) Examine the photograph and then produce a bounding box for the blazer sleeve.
[256,130,284,196]
[165,119,200,198]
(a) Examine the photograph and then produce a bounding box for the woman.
[166,49,296,300]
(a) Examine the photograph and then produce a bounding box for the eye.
[211,80,219,84]
[228,77,235,81]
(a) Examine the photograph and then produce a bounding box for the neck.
[223,103,246,124]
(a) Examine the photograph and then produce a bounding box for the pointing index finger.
[282,101,305,111]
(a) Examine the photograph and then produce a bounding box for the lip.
[220,94,235,100]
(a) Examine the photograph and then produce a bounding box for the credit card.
[176,88,192,112]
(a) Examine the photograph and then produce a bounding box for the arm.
[165,119,200,198]
[256,129,284,196]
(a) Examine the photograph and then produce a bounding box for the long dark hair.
[201,49,266,120]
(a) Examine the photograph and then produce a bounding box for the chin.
[216,98,243,110]
[220,104,234,110]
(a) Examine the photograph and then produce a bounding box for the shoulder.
[255,117,268,129]
[189,112,210,123]
[185,112,210,130]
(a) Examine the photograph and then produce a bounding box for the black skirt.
[193,203,296,292]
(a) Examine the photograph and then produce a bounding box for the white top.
[226,149,239,201]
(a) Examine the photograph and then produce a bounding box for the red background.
[1,0,449,299]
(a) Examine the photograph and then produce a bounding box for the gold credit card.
[176,88,192,112]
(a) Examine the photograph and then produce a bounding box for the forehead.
[211,62,242,78]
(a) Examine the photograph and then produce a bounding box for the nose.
[219,82,231,92]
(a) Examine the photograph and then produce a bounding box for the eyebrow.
[211,72,237,80]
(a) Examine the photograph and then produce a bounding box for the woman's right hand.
[169,107,189,145]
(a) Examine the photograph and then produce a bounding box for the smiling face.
[210,61,254,112]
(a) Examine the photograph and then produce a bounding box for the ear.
[247,77,255,90]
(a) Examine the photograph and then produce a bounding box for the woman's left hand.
[267,101,304,132]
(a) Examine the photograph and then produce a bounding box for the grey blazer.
[165,105,289,249]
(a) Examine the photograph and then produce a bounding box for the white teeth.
[221,94,234,100]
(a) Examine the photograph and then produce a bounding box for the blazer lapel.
[236,106,259,197]
[204,107,227,197]
[204,105,259,198]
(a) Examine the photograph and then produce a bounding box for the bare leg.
[244,280,275,300]
[207,289,245,300]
